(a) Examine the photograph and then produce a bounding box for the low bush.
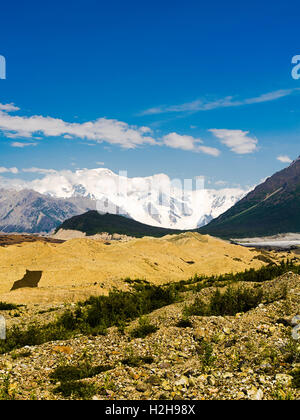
[176,317,193,328]
[0,302,20,311]
[129,317,158,339]
[184,284,287,317]
[196,340,216,370]
[292,369,300,389]
[0,283,178,354]
[50,364,113,382]
[53,381,97,399]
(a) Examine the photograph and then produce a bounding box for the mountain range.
[200,156,300,238]
[0,189,94,233]
[0,168,246,232]
[1,158,300,237]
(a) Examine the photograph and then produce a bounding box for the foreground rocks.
[0,272,299,400]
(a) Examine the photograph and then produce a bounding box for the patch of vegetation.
[253,254,274,264]
[176,317,193,328]
[272,384,294,400]
[291,369,300,389]
[173,259,299,293]
[53,381,97,399]
[0,374,16,400]
[281,338,300,364]
[50,363,113,382]
[10,350,32,360]
[129,316,158,339]
[0,283,178,354]
[38,307,57,315]
[0,261,297,354]
[121,355,154,367]
[121,346,154,367]
[184,283,287,317]
[0,302,20,311]
[196,340,216,370]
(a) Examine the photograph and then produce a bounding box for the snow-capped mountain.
[11,168,247,230]
[0,188,95,233]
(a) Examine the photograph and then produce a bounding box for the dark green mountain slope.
[56,210,184,237]
[199,157,300,238]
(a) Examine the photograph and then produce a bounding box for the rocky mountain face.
[0,189,95,233]
[20,168,246,230]
[200,157,300,238]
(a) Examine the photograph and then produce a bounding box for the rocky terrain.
[0,189,94,233]
[0,232,288,305]
[0,271,299,400]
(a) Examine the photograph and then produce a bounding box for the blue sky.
[0,0,300,189]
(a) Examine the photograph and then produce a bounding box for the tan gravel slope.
[0,232,284,304]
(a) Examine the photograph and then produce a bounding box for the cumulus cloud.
[209,129,258,154]
[0,103,223,156]
[162,132,220,156]
[0,167,19,174]
[0,104,156,149]
[277,155,292,164]
[0,103,20,112]
[140,89,299,115]
[0,103,259,159]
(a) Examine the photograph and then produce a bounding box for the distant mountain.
[199,157,300,238]
[15,168,246,229]
[0,189,95,233]
[56,210,184,238]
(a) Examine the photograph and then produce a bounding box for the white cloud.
[22,167,57,174]
[209,129,258,154]
[215,180,228,186]
[140,89,299,115]
[162,132,220,156]
[0,103,224,156]
[0,167,19,174]
[277,155,292,164]
[0,103,20,112]
[162,133,198,151]
[11,142,38,148]
[0,104,156,149]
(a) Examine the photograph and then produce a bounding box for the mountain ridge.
[1,168,246,230]
[0,188,95,233]
[55,210,185,238]
[199,156,300,238]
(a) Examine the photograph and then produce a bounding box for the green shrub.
[53,381,97,399]
[184,285,278,317]
[176,317,193,328]
[50,364,113,382]
[10,350,32,360]
[0,283,178,354]
[129,317,158,339]
[292,369,300,389]
[0,302,19,311]
[196,340,216,369]
[0,374,17,400]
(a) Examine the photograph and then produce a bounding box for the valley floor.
[0,232,291,305]
[0,271,299,400]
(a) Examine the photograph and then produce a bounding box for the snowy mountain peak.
[0,168,247,230]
